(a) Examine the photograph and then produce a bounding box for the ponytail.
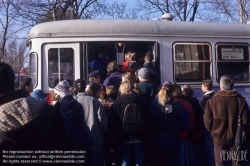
[157,87,171,106]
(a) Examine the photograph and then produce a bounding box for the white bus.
[28,19,250,106]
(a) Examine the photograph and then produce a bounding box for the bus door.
[42,43,80,93]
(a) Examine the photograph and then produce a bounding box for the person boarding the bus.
[86,70,101,91]
[75,79,108,148]
[112,81,149,166]
[204,75,250,166]
[143,53,158,84]
[150,81,184,166]
[137,67,158,99]
[103,61,122,91]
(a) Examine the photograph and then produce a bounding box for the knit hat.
[138,67,150,79]
[31,89,47,100]
[54,80,71,100]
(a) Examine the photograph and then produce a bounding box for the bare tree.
[13,0,107,24]
[104,0,138,19]
[135,0,207,21]
[4,39,27,71]
[207,0,250,23]
[0,0,29,61]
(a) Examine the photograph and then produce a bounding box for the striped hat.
[54,80,71,100]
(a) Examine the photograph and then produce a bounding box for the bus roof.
[28,19,250,39]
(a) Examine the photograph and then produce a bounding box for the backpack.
[157,100,182,129]
[123,103,144,132]
[180,100,191,130]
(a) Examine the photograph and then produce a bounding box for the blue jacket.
[103,71,122,90]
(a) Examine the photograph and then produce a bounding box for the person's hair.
[157,81,174,106]
[99,84,107,99]
[201,80,213,91]
[119,81,134,95]
[86,83,101,98]
[74,80,86,93]
[220,75,235,90]
[106,85,118,100]
[181,84,193,97]
[144,53,153,62]
[172,84,183,98]
[107,61,119,75]
[122,72,136,84]
[0,62,15,94]
[19,77,32,89]
[125,52,135,61]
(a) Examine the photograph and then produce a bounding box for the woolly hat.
[138,67,150,79]
[54,80,71,100]
[31,89,47,100]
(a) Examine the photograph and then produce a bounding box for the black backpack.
[158,100,178,129]
[123,103,144,132]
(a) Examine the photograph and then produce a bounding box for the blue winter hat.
[32,89,47,100]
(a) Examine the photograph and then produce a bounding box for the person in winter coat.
[122,52,140,73]
[200,80,215,166]
[103,61,122,90]
[74,79,108,147]
[201,80,215,110]
[172,84,195,166]
[150,81,184,166]
[112,81,150,166]
[142,53,158,84]
[204,75,250,166]
[0,62,84,165]
[181,84,205,134]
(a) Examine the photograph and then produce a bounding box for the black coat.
[111,91,150,144]
[201,91,215,110]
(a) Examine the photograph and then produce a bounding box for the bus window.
[174,43,211,83]
[29,52,38,88]
[216,43,250,82]
[48,48,74,88]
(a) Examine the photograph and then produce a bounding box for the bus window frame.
[173,42,212,84]
[48,47,75,88]
[215,42,250,83]
[29,52,38,88]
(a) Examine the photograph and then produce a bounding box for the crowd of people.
[0,51,250,166]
